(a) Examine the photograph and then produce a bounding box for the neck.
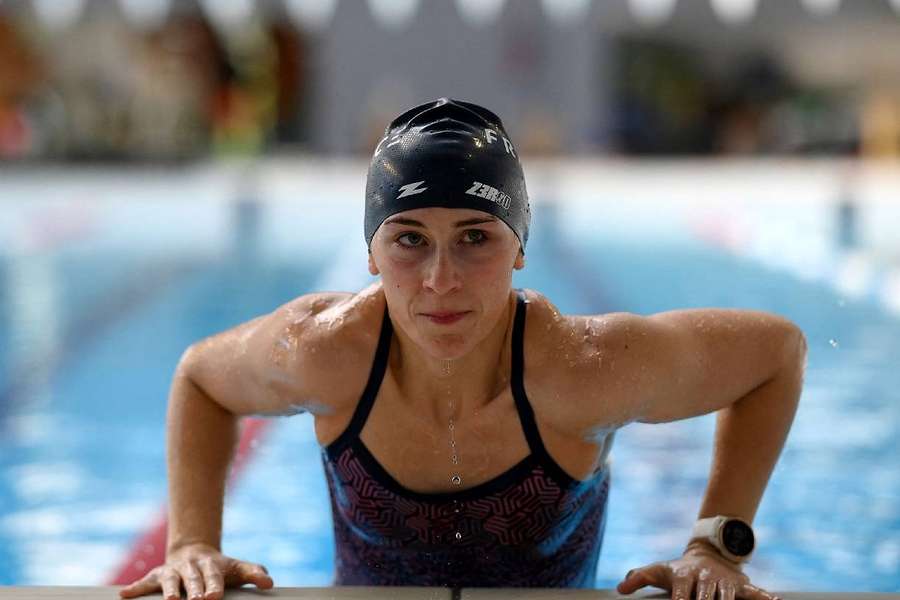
[389,290,517,426]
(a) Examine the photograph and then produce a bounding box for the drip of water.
[443,359,462,486]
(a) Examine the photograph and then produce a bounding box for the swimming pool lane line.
[106,416,273,585]
[0,259,208,424]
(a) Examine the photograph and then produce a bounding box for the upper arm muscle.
[178,293,351,417]
[554,308,803,432]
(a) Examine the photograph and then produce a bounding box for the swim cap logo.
[396,180,429,199]
[466,181,511,210]
[483,128,517,157]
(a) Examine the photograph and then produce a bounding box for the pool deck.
[1,588,898,599]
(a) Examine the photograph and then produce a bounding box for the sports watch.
[689,516,755,563]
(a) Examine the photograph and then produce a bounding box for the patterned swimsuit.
[321,289,612,587]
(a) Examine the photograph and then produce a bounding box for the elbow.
[779,322,808,378]
[173,343,211,401]
[175,343,200,378]
[789,323,808,363]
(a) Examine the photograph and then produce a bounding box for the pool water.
[0,165,897,592]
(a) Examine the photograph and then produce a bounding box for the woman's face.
[368,207,525,360]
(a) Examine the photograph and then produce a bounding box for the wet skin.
[121,206,804,600]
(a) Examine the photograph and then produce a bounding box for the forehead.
[383,207,499,227]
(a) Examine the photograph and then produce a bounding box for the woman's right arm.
[118,352,273,600]
[119,293,348,599]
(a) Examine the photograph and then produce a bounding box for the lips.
[421,311,470,324]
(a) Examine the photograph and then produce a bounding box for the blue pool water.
[0,168,897,592]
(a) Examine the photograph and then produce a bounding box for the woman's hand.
[616,540,782,600]
[118,543,273,600]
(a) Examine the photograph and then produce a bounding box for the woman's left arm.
[611,311,808,600]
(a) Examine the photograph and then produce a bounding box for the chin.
[422,333,472,360]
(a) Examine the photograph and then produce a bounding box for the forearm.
[165,365,240,556]
[690,337,806,542]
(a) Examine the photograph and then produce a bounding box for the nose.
[422,247,461,295]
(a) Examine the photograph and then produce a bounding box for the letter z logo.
[396,180,428,199]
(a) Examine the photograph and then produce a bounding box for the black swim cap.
[364,97,530,255]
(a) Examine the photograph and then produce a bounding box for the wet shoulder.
[518,288,625,438]
[517,287,567,372]
[285,281,387,416]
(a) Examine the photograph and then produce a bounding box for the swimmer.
[119,98,805,600]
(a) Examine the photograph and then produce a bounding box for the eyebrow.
[382,216,499,228]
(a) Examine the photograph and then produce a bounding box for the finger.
[671,577,692,600]
[197,558,224,600]
[160,572,183,600]
[118,571,160,598]
[739,582,782,600]
[232,561,273,589]
[717,580,736,600]
[616,568,649,594]
[617,564,667,595]
[174,561,205,600]
[696,577,717,600]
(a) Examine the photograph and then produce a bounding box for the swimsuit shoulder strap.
[510,288,578,486]
[324,302,392,455]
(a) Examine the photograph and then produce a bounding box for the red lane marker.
[107,417,274,586]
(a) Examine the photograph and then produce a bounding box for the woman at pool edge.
[119,98,805,600]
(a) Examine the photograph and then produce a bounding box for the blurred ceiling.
[0,0,897,32]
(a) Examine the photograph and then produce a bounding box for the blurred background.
[2,0,900,158]
[0,0,898,594]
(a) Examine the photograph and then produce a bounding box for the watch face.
[722,520,755,556]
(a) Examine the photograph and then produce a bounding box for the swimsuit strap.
[511,288,578,486]
[325,302,392,454]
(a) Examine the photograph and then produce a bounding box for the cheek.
[382,252,421,281]
[377,254,423,297]
[465,250,515,280]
